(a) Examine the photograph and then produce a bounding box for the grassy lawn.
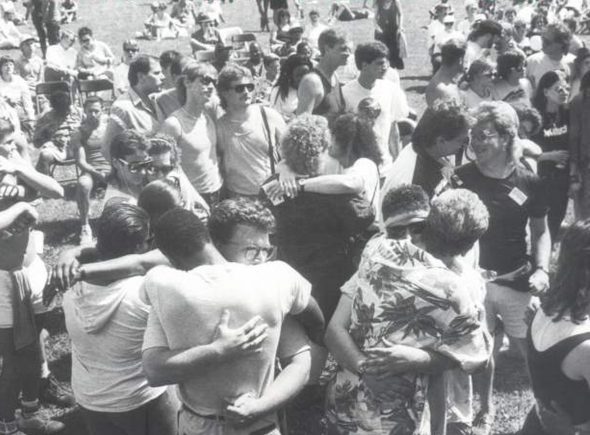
[7,0,584,433]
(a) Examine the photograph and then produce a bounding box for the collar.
[128,87,154,113]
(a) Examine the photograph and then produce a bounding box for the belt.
[181,404,277,434]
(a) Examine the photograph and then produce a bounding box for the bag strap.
[260,105,276,174]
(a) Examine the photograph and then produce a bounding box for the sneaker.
[79,224,93,246]
[39,375,76,408]
[15,411,64,435]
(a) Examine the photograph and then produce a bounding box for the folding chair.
[78,79,115,111]
[35,81,71,113]
[195,50,216,62]
[49,158,80,184]
[217,26,243,46]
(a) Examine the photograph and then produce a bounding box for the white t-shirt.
[460,88,491,109]
[142,261,311,415]
[526,52,572,90]
[380,143,417,205]
[46,44,77,71]
[63,276,167,412]
[342,79,408,171]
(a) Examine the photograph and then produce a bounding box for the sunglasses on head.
[199,75,216,86]
[385,221,426,240]
[231,83,255,93]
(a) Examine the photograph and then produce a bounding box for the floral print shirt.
[326,236,491,435]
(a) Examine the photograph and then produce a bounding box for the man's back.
[142,261,310,414]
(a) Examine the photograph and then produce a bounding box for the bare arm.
[1,155,63,199]
[292,296,325,346]
[143,311,269,387]
[101,117,123,161]
[301,174,364,194]
[0,202,37,231]
[296,74,323,115]
[325,294,365,373]
[528,216,552,294]
[80,249,169,285]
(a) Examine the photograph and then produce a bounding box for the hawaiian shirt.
[326,236,491,435]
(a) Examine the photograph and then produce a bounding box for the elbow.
[142,361,170,387]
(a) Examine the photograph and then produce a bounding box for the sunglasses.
[118,158,152,174]
[146,164,175,176]
[385,222,426,240]
[199,75,216,86]
[125,48,139,53]
[81,38,91,44]
[231,83,255,93]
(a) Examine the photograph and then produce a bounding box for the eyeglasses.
[471,129,499,142]
[125,48,139,53]
[385,222,425,240]
[146,164,175,176]
[199,75,216,86]
[118,158,152,174]
[230,83,255,93]
[243,245,277,262]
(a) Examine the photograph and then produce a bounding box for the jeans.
[81,390,177,435]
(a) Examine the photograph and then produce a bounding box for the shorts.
[484,281,532,339]
[178,406,280,435]
[0,255,48,328]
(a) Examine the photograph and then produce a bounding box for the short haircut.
[154,207,211,264]
[381,184,430,222]
[276,8,291,23]
[177,61,217,105]
[496,50,525,80]
[354,41,389,70]
[128,55,154,87]
[159,50,181,70]
[83,95,103,109]
[209,198,276,245]
[544,22,572,52]
[138,178,183,224]
[412,99,470,152]
[263,53,280,68]
[440,38,466,66]
[280,114,330,176]
[96,202,149,260]
[469,19,502,40]
[77,26,92,39]
[110,129,149,161]
[423,189,489,257]
[147,133,180,166]
[465,58,494,83]
[217,64,253,108]
[309,9,319,16]
[318,28,348,56]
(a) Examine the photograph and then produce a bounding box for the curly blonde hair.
[280,114,329,176]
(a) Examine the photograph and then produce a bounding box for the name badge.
[508,187,527,205]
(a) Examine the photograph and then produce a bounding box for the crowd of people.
[1,0,590,435]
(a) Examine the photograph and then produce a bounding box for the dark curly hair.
[147,133,180,167]
[280,114,330,176]
[138,178,183,225]
[541,219,590,323]
[209,198,276,245]
[110,129,149,161]
[96,202,149,260]
[381,184,430,222]
[330,113,382,168]
[412,99,470,153]
[273,54,313,101]
[422,189,489,258]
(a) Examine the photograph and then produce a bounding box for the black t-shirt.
[532,107,569,175]
[454,162,548,274]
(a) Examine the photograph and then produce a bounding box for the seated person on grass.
[33,90,82,176]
